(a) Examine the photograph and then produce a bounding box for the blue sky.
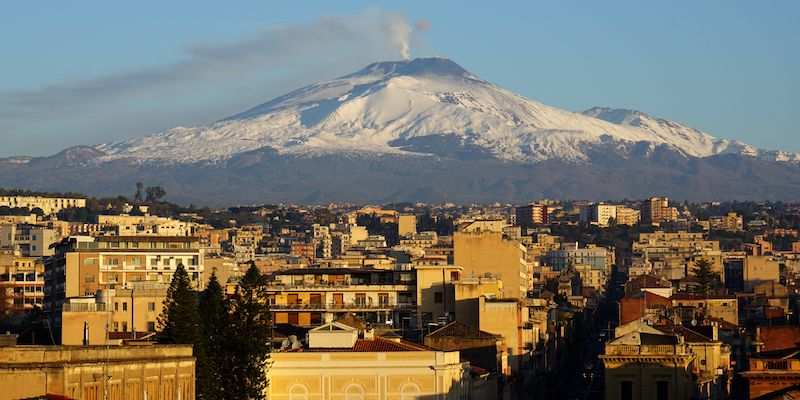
[1,1,798,157]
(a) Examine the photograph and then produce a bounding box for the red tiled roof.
[759,327,800,354]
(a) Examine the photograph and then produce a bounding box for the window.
[434,292,443,303]
[130,257,142,266]
[84,258,96,266]
[656,381,669,400]
[122,322,128,332]
[122,302,127,311]
[287,312,299,325]
[84,274,95,283]
[114,302,119,311]
[148,302,156,312]
[114,322,119,331]
[450,271,460,282]
[621,381,633,400]
[147,321,156,332]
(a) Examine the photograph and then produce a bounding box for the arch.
[400,382,422,400]
[344,383,365,400]
[288,383,309,400]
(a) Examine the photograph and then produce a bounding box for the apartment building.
[44,236,205,323]
[709,212,743,231]
[0,195,86,215]
[0,247,44,312]
[454,220,530,299]
[642,197,679,225]
[631,231,721,280]
[544,243,612,272]
[266,267,416,328]
[515,204,549,228]
[0,224,59,257]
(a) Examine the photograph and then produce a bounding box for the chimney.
[363,324,374,340]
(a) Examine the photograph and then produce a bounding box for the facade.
[44,236,204,329]
[454,221,530,299]
[266,267,416,328]
[709,212,743,232]
[0,342,195,400]
[414,258,461,325]
[601,326,696,400]
[398,214,417,238]
[579,203,640,227]
[0,224,59,257]
[642,197,679,225]
[0,195,86,215]
[544,244,611,272]
[0,247,44,312]
[267,322,472,400]
[515,204,549,228]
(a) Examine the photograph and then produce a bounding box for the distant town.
[1,187,800,399]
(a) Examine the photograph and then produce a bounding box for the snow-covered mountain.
[95,57,799,165]
[3,57,799,204]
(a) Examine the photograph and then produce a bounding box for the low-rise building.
[0,340,195,400]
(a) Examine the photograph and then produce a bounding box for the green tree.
[691,258,721,296]
[157,264,201,345]
[198,271,229,400]
[145,186,167,203]
[227,264,271,400]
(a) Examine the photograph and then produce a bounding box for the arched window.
[344,383,365,400]
[400,382,421,400]
[288,384,309,400]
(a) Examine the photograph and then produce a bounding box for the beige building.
[642,197,679,225]
[456,296,533,374]
[709,212,743,231]
[671,294,739,326]
[414,258,461,325]
[398,214,417,238]
[45,236,204,331]
[267,321,474,400]
[580,203,638,227]
[0,341,195,400]
[454,221,530,299]
[0,223,60,257]
[601,325,696,400]
[743,255,781,292]
[0,195,86,215]
[0,247,44,312]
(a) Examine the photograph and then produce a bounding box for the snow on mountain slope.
[95,58,798,164]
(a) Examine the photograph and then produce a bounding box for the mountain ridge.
[1,57,798,204]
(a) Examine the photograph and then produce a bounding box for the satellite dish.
[280,339,290,350]
[385,319,393,326]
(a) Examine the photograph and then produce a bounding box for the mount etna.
[2,58,798,205]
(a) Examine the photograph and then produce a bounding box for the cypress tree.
[157,264,201,345]
[198,271,229,400]
[227,263,271,400]
[691,258,721,296]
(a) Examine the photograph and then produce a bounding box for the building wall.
[398,215,417,238]
[267,350,468,400]
[0,344,195,400]
[744,256,780,292]
[454,231,529,299]
[0,196,86,215]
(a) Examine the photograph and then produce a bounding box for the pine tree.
[198,271,229,400]
[691,258,721,296]
[157,264,202,344]
[227,264,271,400]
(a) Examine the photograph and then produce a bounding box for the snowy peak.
[95,58,799,165]
[343,58,478,80]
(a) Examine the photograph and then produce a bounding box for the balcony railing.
[62,303,108,312]
[605,344,690,356]
[266,282,410,290]
[269,302,415,311]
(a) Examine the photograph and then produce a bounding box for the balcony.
[269,302,415,311]
[267,282,410,291]
[605,344,690,356]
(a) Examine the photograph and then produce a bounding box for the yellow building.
[266,268,415,328]
[454,221,530,299]
[0,341,195,400]
[671,294,738,326]
[398,214,417,238]
[601,325,696,400]
[414,258,462,325]
[0,195,86,215]
[267,321,473,400]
